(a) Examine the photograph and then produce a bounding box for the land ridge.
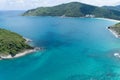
[23,2,120,20]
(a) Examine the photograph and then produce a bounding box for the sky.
[0,0,120,10]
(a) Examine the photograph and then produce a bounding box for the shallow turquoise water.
[0,15,120,80]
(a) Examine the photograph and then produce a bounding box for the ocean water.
[0,13,120,80]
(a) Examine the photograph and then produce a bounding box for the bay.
[0,12,120,80]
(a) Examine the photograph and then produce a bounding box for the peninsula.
[0,28,35,59]
[108,23,120,38]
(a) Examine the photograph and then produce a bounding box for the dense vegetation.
[109,23,120,35]
[23,2,120,20]
[103,5,120,11]
[0,29,32,56]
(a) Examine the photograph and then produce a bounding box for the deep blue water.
[0,12,120,80]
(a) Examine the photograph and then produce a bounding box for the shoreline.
[98,18,120,38]
[23,37,32,43]
[0,37,42,60]
[57,16,120,23]
[0,49,36,60]
[61,16,120,22]
[96,18,120,23]
[0,47,43,60]
[108,28,119,38]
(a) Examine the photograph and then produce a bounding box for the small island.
[108,23,120,38]
[0,28,36,59]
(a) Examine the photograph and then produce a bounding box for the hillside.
[103,5,120,11]
[23,2,120,20]
[0,28,33,57]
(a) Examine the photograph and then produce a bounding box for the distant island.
[0,28,36,59]
[23,2,120,20]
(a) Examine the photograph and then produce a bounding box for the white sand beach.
[96,18,120,23]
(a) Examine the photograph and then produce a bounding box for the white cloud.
[80,0,120,6]
[0,0,120,10]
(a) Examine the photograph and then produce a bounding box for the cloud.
[0,0,119,10]
[79,0,120,6]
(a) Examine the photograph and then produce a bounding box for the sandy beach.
[96,18,120,23]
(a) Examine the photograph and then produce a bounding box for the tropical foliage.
[23,2,120,20]
[0,29,32,56]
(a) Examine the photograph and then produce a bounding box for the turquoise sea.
[0,11,120,80]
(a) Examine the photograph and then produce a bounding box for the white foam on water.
[114,53,120,58]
